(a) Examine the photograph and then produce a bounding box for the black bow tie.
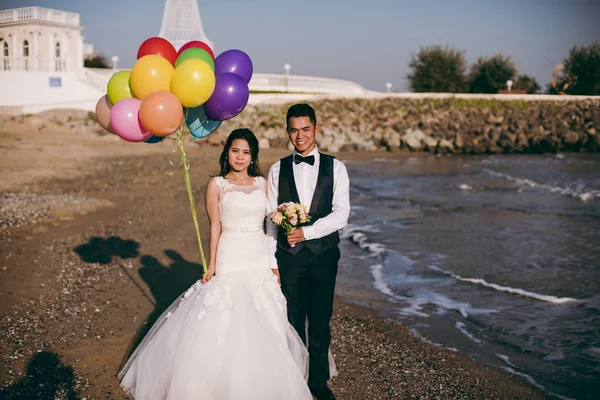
[294,154,315,166]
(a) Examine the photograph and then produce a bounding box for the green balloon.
[175,48,215,71]
[106,70,133,105]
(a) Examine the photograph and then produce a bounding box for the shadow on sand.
[118,250,204,370]
[0,351,80,400]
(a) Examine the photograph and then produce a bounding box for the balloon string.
[176,123,208,275]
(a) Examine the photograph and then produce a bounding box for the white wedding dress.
[119,176,312,400]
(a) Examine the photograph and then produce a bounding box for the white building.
[0,6,104,112]
[0,6,84,73]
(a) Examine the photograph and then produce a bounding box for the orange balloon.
[95,95,115,134]
[139,91,183,136]
[130,55,174,100]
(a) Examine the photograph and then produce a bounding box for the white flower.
[272,212,283,225]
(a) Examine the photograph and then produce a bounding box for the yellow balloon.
[130,55,174,100]
[170,59,216,108]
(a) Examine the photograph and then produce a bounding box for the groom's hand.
[287,228,305,246]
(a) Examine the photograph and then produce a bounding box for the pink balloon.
[109,98,152,142]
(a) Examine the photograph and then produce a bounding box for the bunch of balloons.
[95,37,253,143]
[94,37,253,276]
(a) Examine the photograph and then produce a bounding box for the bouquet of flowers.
[271,202,311,234]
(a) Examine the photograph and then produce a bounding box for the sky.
[2,0,599,92]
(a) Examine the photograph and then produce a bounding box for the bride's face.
[228,139,252,172]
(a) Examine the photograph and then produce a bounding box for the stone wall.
[214,97,600,154]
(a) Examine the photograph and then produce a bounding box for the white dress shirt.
[266,147,350,269]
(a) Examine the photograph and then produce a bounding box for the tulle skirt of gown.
[118,268,312,400]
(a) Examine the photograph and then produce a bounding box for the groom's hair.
[286,103,317,129]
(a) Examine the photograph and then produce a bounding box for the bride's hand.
[271,268,281,285]
[203,264,216,283]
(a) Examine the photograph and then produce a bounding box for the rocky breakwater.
[214,97,600,154]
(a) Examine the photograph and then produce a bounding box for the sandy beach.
[0,112,545,399]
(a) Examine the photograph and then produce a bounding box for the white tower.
[158,0,213,52]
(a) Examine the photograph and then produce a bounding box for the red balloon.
[178,41,215,59]
[137,37,177,65]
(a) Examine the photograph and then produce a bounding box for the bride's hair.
[219,128,263,177]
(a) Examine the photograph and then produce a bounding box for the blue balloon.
[185,105,223,139]
[144,135,166,144]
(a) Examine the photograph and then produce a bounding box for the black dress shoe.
[309,383,336,400]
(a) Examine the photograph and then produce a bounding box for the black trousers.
[277,245,340,385]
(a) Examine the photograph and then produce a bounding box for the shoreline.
[328,299,545,399]
[0,124,544,398]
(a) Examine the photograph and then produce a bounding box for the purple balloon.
[214,49,253,84]
[204,73,250,121]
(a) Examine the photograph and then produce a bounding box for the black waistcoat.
[277,153,340,255]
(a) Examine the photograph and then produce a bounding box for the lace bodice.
[213,176,269,273]
[214,176,267,231]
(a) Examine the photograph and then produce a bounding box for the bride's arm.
[264,177,280,284]
[204,178,221,283]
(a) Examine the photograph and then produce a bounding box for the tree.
[84,54,110,69]
[545,83,559,95]
[468,54,517,93]
[513,74,540,94]
[407,45,468,93]
[562,42,600,95]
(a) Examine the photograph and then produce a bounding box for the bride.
[118,128,312,399]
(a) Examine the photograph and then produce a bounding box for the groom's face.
[287,116,318,156]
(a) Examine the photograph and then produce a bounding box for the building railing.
[1,56,67,72]
[75,68,368,96]
[0,7,80,26]
[249,73,366,95]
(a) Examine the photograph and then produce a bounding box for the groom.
[267,103,350,400]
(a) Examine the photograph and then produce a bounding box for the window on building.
[23,40,29,70]
[55,42,62,71]
[2,42,9,71]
